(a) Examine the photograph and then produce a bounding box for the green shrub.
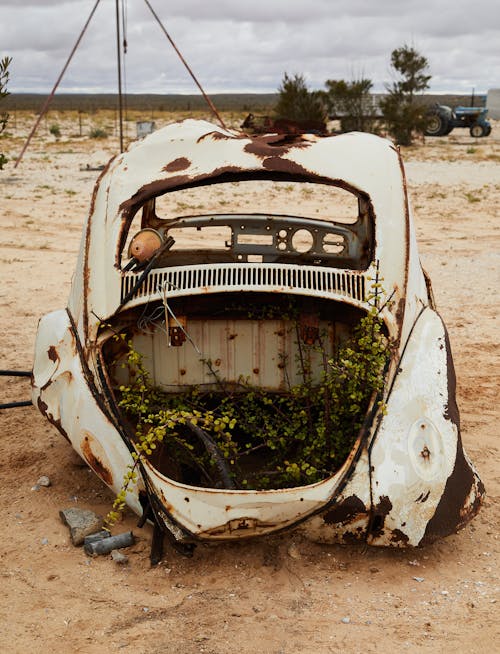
[89,127,108,139]
[49,123,61,138]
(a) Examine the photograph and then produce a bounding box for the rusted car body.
[32,120,484,552]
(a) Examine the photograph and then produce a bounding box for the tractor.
[425,104,492,137]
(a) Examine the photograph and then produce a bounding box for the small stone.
[413,576,425,583]
[111,550,129,565]
[287,543,301,560]
[341,617,350,624]
[369,567,379,574]
[408,559,419,566]
[41,537,49,545]
[59,507,103,546]
[37,475,51,487]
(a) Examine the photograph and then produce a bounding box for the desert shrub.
[89,126,108,139]
[0,56,12,170]
[324,78,377,133]
[49,123,61,138]
[274,72,326,125]
[380,45,431,145]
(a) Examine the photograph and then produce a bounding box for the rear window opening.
[120,179,374,271]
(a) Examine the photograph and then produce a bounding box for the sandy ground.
[0,114,499,653]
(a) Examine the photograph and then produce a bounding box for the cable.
[0,370,31,377]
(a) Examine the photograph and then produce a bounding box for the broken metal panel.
[123,318,335,391]
[367,308,484,546]
[298,447,372,543]
[32,309,143,514]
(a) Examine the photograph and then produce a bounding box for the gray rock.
[59,507,103,546]
[37,475,51,487]
[341,617,351,624]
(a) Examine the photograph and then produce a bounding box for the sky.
[1,0,498,96]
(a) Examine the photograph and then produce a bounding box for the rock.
[287,543,301,560]
[59,507,103,546]
[111,550,129,565]
[341,617,350,624]
[413,576,425,583]
[37,475,51,487]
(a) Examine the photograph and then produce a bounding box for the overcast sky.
[1,0,498,96]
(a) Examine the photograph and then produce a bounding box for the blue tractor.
[425,104,492,137]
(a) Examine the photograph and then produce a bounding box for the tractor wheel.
[425,114,448,136]
[485,125,492,136]
[470,124,486,138]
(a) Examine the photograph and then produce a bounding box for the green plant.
[380,45,431,146]
[0,56,12,170]
[464,191,481,203]
[274,73,326,126]
[49,123,61,138]
[324,77,376,133]
[105,285,391,528]
[89,127,108,139]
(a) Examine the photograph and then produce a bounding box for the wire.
[161,281,202,355]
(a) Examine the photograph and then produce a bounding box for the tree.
[324,78,376,133]
[380,45,431,145]
[274,73,326,126]
[0,56,12,170]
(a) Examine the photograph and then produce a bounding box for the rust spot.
[253,368,259,375]
[421,445,431,459]
[420,325,485,544]
[81,433,113,486]
[323,495,366,525]
[179,368,186,376]
[214,359,221,367]
[163,157,191,173]
[390,529,409,545]
[47,346,59,363]
[37,396,71,443]
[369,495,393,537]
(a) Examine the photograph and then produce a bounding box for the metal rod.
[115,0,124,152]
[0,370,31,377]
[143,0,227,130]
[14,0,102,167]
[0,401,32,409]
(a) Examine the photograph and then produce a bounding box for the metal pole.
[14,0,102,167]
[115,0,124,152]
[143,0,227,130]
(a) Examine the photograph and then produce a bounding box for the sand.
[0,114,498,653]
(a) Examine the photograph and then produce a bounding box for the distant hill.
[3,93,278,113]
[3,92,486,114]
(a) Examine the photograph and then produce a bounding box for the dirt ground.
[0,113,498,653]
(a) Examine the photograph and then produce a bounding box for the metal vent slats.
[121,263,366,307]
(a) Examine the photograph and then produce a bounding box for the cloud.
[1,0,498,94]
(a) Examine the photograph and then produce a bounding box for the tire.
[485,125,492,136]
[425,114,448,136]
[470,124,486,138]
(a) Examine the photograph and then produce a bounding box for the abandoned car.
[32,120,484,556]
